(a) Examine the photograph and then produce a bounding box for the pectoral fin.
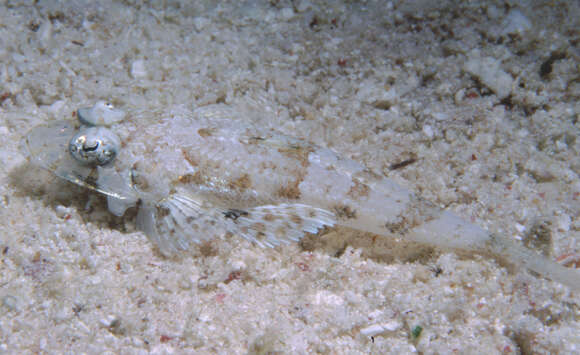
[137,190,335,256]
[224,203,335,248]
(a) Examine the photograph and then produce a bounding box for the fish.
[21,102,580,291]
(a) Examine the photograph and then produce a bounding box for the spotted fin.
[224,203,335,248]
[136,193,225,256]
[137,192,335,256]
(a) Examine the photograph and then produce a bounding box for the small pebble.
[131,60,147,79]
[501,9,532,36]
[2,295,18,311]
[360,321,401,336]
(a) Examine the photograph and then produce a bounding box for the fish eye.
[77,101,126,126]
[69,127,121,166]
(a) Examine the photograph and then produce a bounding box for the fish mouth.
[22,119,138,205]
[22,120,77,171]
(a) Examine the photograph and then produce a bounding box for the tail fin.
[488,234,580,292]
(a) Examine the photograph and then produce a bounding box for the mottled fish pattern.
[22,103,580,290]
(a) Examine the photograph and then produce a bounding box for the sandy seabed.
[0,0,579,353]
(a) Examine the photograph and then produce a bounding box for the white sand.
[1,0,579,353]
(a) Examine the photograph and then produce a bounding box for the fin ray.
[228,203,335,248]
[137,191,335,256]
[136,193,225,256]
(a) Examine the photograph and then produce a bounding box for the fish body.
[22,103,580,290]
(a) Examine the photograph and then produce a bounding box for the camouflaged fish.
[22,102,580,291]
